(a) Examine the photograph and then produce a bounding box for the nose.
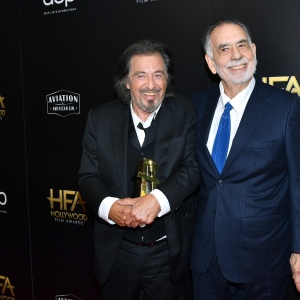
[146,76,155,90]
[231,45,242,60]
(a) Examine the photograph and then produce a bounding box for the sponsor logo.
[0,95,6,121]
[48,189,88,225]
[262,76,300,96]
[43,0,76,15]
[55,295,81,300]
[43,0,74,7]
[0,275,15,300]
[0,192,7,214]
[46,90,80,117]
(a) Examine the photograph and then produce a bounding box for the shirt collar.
[130,103,161,129]
[219,77,255,113]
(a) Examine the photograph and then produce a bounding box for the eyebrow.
[218,39,249,50]
[218,43,230,50]
[132,70,166,76]
[236,39,249,44]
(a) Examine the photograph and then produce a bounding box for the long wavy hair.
[113,39,174,104]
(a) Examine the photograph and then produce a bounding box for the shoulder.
[88,100,128,121]
[85,100,128,127]
[255,79,298,103]
[254,80,300,115]
[193,85,219,108]
[163,94,194,111]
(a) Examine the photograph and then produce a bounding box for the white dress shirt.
[99,103,171,224]
[207,77,256,156]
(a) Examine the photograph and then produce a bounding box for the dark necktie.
[212,102,233,174]
[137,122,150,135]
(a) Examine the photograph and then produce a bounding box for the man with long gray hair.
[78,39,200,299]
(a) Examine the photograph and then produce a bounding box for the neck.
[132,105,151,122]
[221,77,252,99]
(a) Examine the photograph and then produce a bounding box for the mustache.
[225,57,249,68]
[141,88,161,93]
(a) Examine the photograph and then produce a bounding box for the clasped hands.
[108,194,161,228]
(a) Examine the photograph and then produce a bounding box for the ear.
[126,81,130,89]
[205,54,217,74]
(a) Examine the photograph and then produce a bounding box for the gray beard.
[216,57,257,85]
[131,96,164,113]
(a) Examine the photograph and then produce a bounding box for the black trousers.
[192,252,289,300]
[100,239,192,300]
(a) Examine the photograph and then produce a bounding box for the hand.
[290,252,300,291]
[128,194,161,228]
[108,198,134,227]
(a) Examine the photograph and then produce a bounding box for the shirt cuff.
[99,197,119,224]
[150,189,170,217]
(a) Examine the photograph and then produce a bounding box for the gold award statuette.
[133,158,160,197]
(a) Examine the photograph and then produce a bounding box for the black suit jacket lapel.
[128,115,141,149]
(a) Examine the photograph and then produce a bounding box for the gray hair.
[203,18,253,58]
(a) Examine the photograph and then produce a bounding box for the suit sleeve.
[286,96,300,252]
[158,104,201,215]
[78,110,111,216]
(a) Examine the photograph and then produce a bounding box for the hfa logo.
[0,192,7,206]
[48,189,88,225]
[46,90,80,117]
[0,95,6,120]
[0,275,15,299]
[262,76,300,96]
[43,0,74,7]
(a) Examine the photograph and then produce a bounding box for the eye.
[219,47,230,54]
[237,42,250,50]
[154,73,164,79]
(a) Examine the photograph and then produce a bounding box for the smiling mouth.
[142,91,159,96]
[230,64,246,70]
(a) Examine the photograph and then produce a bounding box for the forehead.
[129,53,165,73]
[210,24,248,46]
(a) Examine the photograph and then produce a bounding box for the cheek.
[158,80,168,90]
[131,82,143,92]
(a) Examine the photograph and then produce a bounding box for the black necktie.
[137,122,150,135]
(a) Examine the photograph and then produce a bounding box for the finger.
[124,217,132,227]
[131,220,139,228]
[118,198,136,206]
[115,220,125,227]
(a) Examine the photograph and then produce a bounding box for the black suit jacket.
[191,79,300,283]
[78,96,201,285]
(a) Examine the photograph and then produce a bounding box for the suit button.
[219,180,223,185]
[141,152,144,156]
[213,210,216,214]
